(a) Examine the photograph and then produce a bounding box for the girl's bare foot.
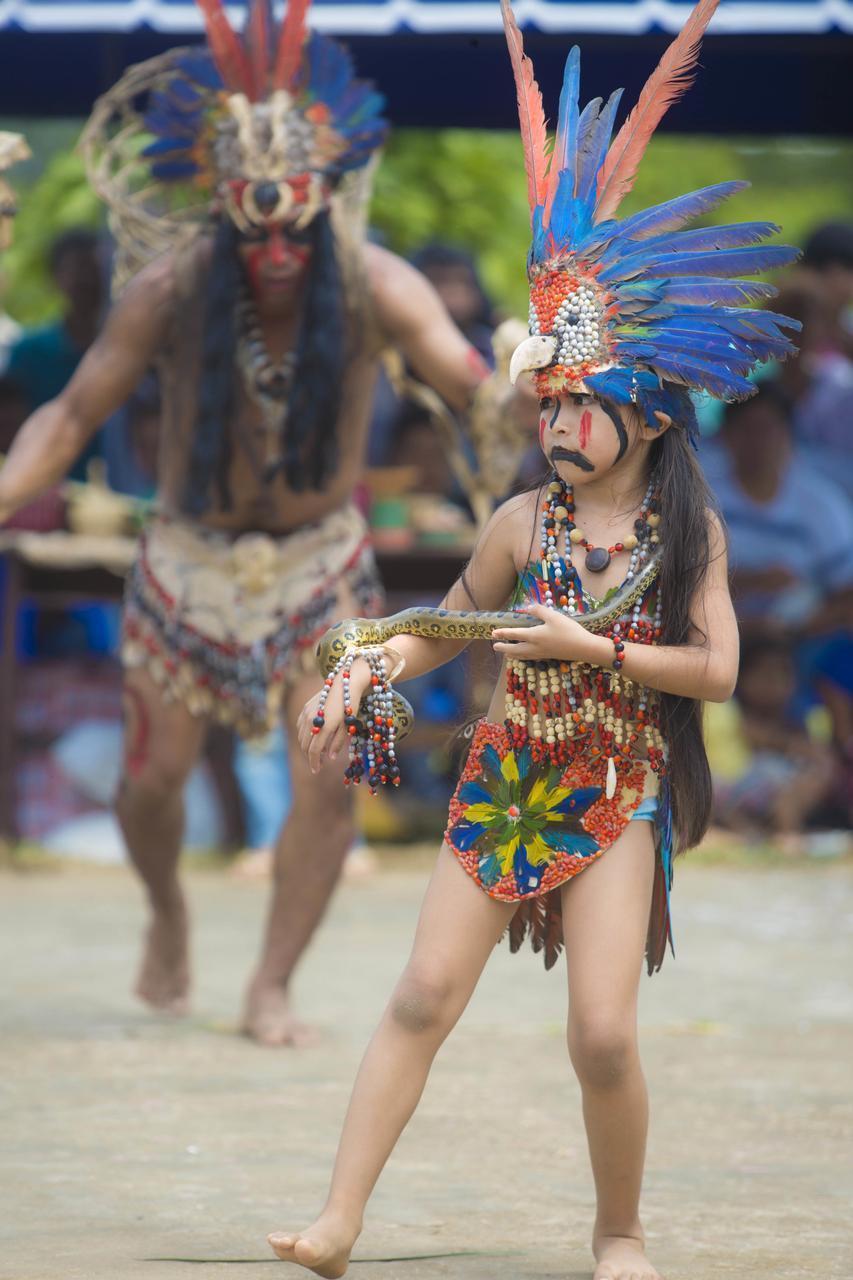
[268,1211,361,1277]
[593,1233,663,1280]
[135,898,190,1014]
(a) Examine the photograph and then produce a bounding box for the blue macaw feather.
[638,353,756,399]
[550,45,581,201]
[142,137,196,158]
[168,77,206,106]
[516,743,533,782]
[478,853,503,889]
[306,32,356,108]
[448,819,487,853]
[575,88,623,207]
[513,843,544,895]
[148,89,203,120]
[586,181,749,253]
[143,109,201,138]
[478,744,505,785]
[539,827,600,857]
[660,306,799,337]
[606,243,800,284]
[457,780,493,807]
[150,159,200,181]
[549,785,602,818]
[607,223,784,277]
[175,49,223,91]
[621,277,779,308]
[637,326,797,363]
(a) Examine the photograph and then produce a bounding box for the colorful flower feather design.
[501,0,801,428]
[449,742,601,897]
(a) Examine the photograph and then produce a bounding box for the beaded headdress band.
[502,0,800,433]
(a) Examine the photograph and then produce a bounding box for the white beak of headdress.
[508,334,558,385]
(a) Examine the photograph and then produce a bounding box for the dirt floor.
[1,849,852,1280]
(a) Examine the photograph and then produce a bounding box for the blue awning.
[1,2,851,131]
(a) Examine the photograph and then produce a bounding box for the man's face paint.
[238,221,314,298]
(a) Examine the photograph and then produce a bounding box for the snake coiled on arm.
[316,554,660,739]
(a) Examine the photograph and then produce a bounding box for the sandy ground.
[1,852,852,1280]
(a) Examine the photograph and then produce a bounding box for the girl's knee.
[568,1014,638,1089]
[389,964,457,1035]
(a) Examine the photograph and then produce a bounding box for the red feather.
[246,0,276,100]
[594,0,720,223]
[273,0,313,92]
[195,0,253,96]
[500,0,550,214]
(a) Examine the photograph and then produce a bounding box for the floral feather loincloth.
[445,721,668,970]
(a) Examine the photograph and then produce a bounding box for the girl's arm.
[493,512,739,704]
[298,493,528,770]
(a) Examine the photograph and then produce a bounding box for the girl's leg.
[561,820,663,1280]
[269,844,515,1277]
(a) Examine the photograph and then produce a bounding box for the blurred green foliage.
[1,120,851,326]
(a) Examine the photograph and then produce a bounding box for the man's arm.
[366,245,488,411]
[0,258,174,522]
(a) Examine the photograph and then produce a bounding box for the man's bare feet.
[593,1233,663,1280]
[135,897,190,1015]
[268,1210,361,1277]
[242,979,320,1048]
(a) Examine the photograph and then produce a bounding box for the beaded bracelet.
[312,645,402,794]
[610,630,626,671]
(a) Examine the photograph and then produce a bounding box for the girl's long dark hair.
[182,210,345,513]
[648,402,718,854]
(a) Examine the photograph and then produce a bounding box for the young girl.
[269,3,797,1276]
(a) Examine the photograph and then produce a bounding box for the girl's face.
[538,390,636,484]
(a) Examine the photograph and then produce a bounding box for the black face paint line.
[599,400,629,464]
[551,446,595,473]
[548,400,561,432]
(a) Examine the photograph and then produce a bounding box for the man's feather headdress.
[503,0,800,431]
[139,0,387,230]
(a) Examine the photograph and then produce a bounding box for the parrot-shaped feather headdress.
[502,0,800,433]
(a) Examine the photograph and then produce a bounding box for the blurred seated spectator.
[797,220,853,361]
[410,243,498,363]
[771,281,853,501]
[4,228,105,481]
[710,634,839,840]
[0,372,25,453]
[702,381,853,633]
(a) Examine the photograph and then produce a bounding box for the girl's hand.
[296,659,372,774]
[491,602,604,664]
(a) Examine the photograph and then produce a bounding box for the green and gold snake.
[315,554,660,740]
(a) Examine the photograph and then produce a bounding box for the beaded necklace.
[505,473,666,795]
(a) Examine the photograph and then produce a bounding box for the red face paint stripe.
[579,410,592,449]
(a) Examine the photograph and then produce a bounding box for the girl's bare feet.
[593,1233,663,1280]
[268,1211,361,1277]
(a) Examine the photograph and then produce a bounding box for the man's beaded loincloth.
[122,505,383,737]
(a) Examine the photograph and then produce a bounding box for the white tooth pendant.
[606,756,617,800]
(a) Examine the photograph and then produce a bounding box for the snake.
[315,553,660,741]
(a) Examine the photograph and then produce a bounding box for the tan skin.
[276,392,738,1280]
[0,214,487,1041]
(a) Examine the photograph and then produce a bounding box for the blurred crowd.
[1,220,851,856]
